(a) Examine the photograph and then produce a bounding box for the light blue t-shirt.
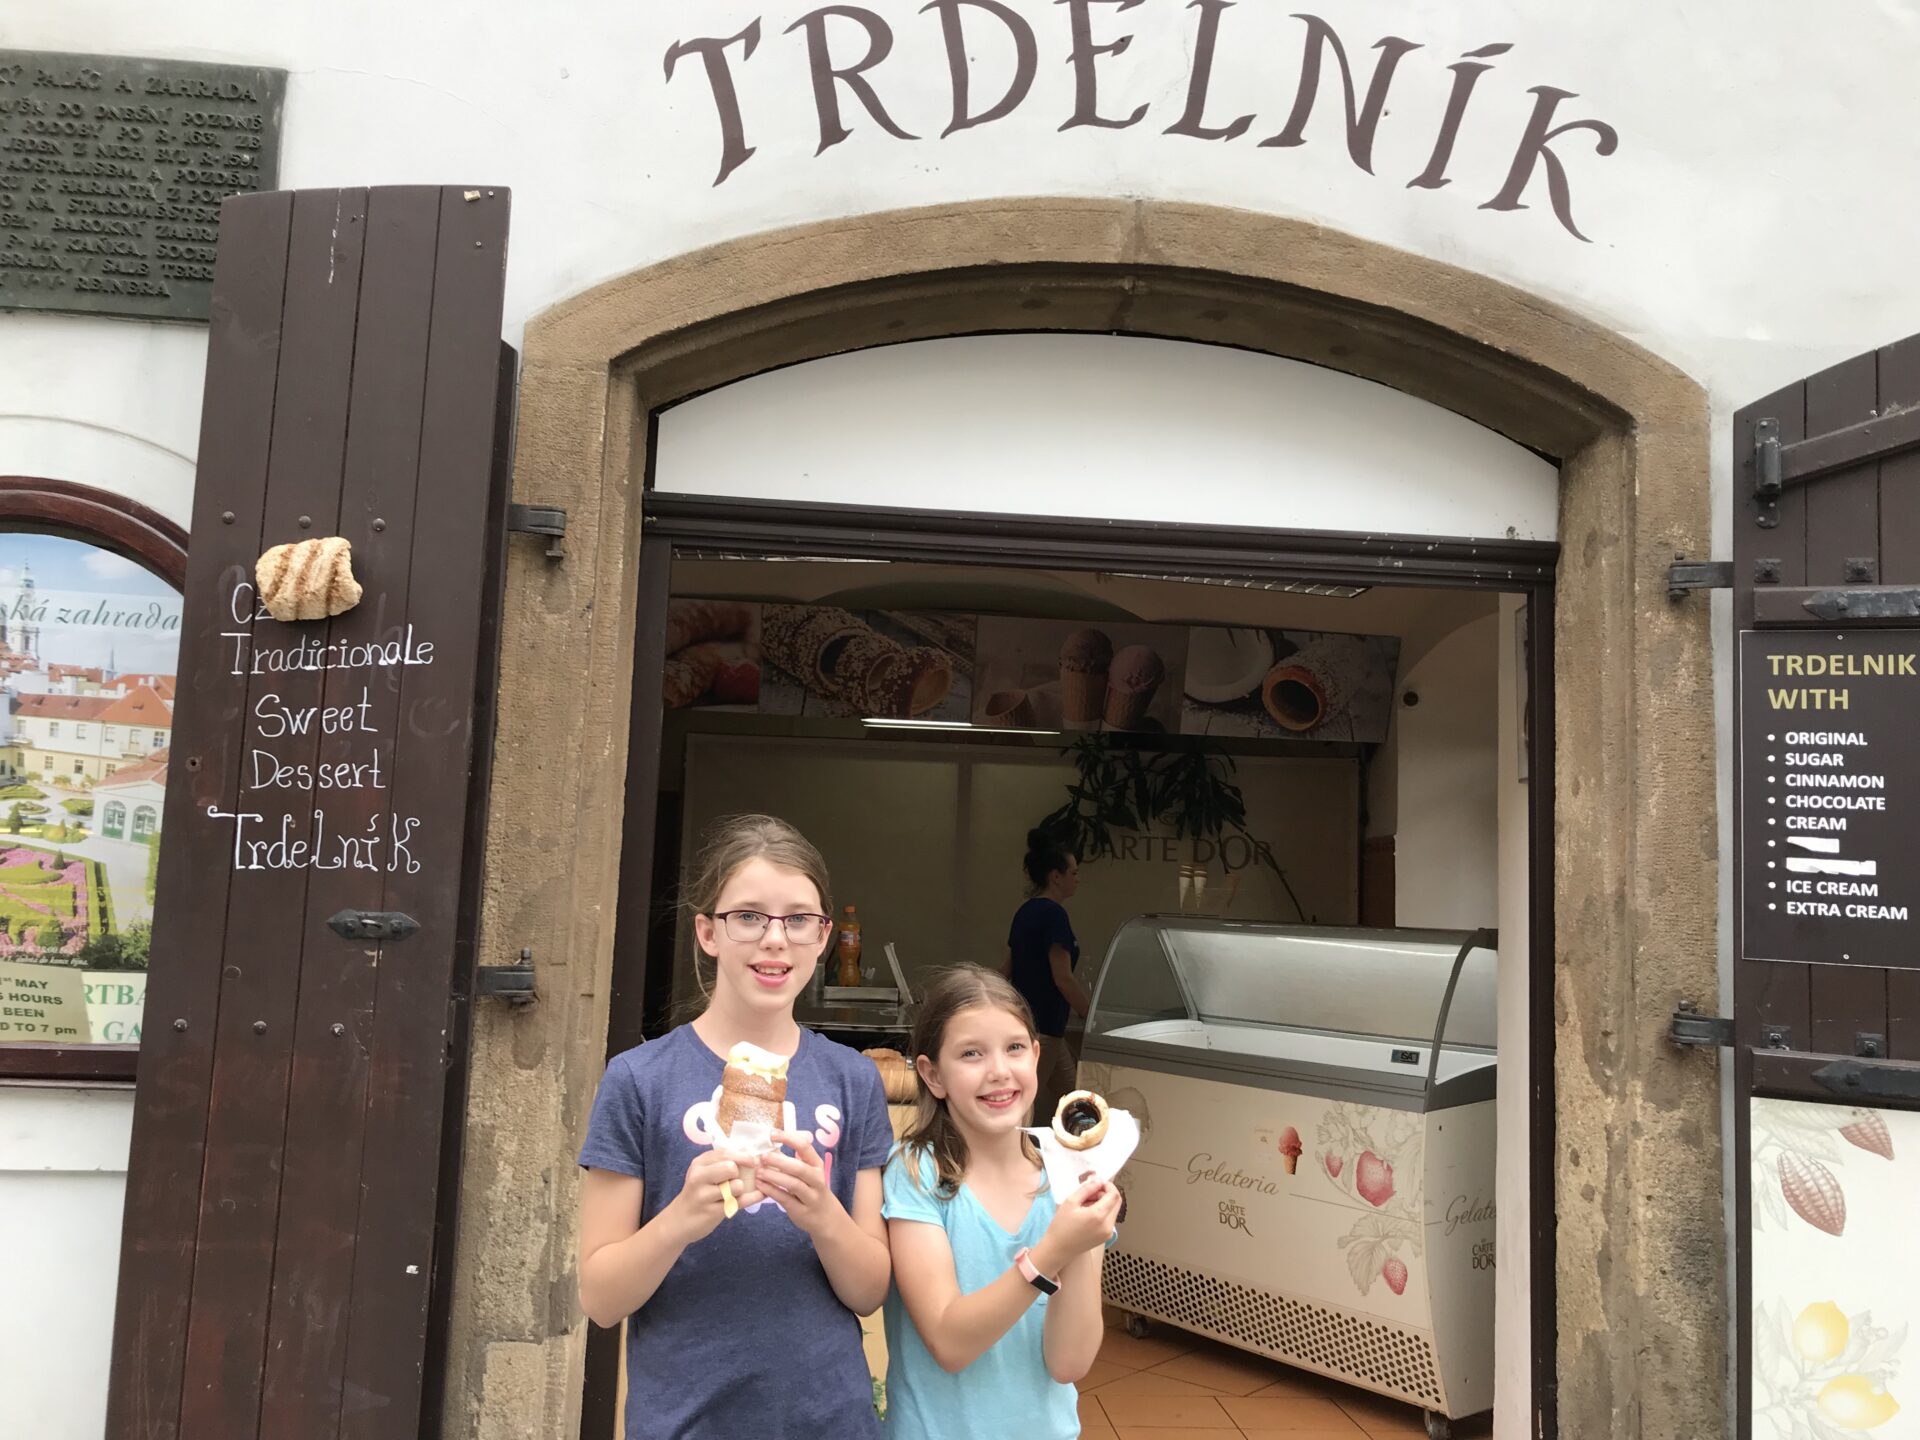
[880,1146,1080,1440]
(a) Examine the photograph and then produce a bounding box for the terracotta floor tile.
[1238,1432,1387,1440]
[1079,1389,1107,1429]
[1098,1393,1238,1427]
[1335,1391,1427,1435]
[1221,1395,1366,1432]
[1079,1425,1119,1440]
[1097,1328,1201,1370]
[1078,1357,1133,1392]
[1089,1369,1224,1400]
[1148,1344,1286,1396]
[1114,1430,1246,1440]
[1250,1366,1353,1399]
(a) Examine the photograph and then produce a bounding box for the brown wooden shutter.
[105,185,514,1440]
[1731,335,1920,1439]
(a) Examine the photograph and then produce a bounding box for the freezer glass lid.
[1089,916,1497,1052]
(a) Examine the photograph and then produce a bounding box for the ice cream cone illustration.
[1278,1126,1302,1175]
[1103,645,1165,730]
[1058,628,1112,729]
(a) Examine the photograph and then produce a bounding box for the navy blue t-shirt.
[578,1024,891,1439]
[1007,897,1079,1038]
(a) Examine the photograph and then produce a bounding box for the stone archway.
[445,198,1721,1440]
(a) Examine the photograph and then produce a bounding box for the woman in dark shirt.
[1003,828,1092,1124]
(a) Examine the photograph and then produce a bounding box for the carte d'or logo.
[1217,1198,1253,1235]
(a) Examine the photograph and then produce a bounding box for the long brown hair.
[900,965,1042,1197]
[684,814,833,1011]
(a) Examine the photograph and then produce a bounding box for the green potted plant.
[1034,734,1309,921]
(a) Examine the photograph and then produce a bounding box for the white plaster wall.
[6,0,1919,410]
[0,314,201,528]
[0,1086,135,1440]
[656,334,1560,540]
[1393,613,1499,931]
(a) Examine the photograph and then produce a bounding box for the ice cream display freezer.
[1082,917,1498,1440]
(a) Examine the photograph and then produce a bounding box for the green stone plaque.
[0,50,285,322]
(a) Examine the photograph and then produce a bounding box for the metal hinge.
[475,947,537,1006]
[506,502,567,559]
[1667,556,1733,602]
[1814,1056,1920,1103]
[1754,416,1782,528]
[1801,586,1920,622]
[1669,1001,1734,1048]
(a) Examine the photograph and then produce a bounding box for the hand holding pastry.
[1039,1175,1123,1263]
[756,1129,840,1233]
[667,1149,762,1242]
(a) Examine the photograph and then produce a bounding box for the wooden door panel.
[107,185,513,1440]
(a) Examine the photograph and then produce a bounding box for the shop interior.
[648,559,1512,1024]
[616,547,1531,1440]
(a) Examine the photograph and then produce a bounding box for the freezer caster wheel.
[1422,1411,1452,1440]
[1124,1313,1152,1340]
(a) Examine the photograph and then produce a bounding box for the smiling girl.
[577,814,892,1439]
[882,966,1121,1439]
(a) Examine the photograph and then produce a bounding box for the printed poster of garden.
[0,534,180,1046]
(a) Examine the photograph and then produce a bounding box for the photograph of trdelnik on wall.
[660,599,763,712]
[759,605,976,721]
[0,534,180,1043]
[1180,627,1401,743]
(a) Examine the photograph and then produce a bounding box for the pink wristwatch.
[1014,1246,1059,1295]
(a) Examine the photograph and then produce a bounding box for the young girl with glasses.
[882,966,1121,1439]
[578,814,893,1438]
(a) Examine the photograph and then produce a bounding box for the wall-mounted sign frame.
[0,49,286,322]
[1738,629,1920,968]
[0,476,187,1082]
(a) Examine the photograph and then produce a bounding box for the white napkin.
[1022,1109,1140,1203]
[712,1119,778,1219]
[712,1118,777,1158]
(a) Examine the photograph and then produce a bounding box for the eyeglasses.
[711,910,833,944]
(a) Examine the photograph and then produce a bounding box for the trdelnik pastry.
[1051,1090,1112,1151]
[716,1041,788,1135]
[255,536,363,622]
[714,1041,788,1217]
